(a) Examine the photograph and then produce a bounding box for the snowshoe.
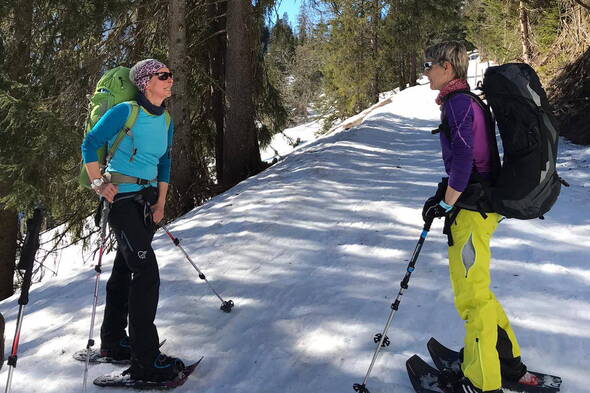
[93,356,203,389]
[426,337,562,393]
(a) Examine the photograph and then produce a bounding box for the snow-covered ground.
[1,61,589,393]
[260,118,323,162]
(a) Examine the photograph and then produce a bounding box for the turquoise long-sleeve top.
[81,102,174,193]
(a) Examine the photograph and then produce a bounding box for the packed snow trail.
[1,82,589,393]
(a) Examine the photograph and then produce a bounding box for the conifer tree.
[297,2,311,43]
[223,0,263,187]
[167,0,208,217]
[207,0,227,184]
[0,0,33,298]
[320,0,385,117]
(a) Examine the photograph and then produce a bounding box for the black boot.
[438,369,503,393]
[125,353,185,382]
[100,336,131,361]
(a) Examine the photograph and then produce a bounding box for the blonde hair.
[425,41,468,79]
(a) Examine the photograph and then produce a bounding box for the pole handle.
[422,216,434,233]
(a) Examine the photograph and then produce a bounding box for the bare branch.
[573,0,590,11]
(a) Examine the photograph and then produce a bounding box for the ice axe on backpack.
[160,225,234,313]
[353,216,434,393]
[5,208,43,393]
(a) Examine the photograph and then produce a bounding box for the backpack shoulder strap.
[450,90,490,116]
[440,89,495,136]
[434,89,474,140]
[125,101,140,130]
[455,91,501,175]
[105,101,140,163]
[441,89,480,108]
[446,90,502,179]
[164,110,171,129]
[451,90,495,131]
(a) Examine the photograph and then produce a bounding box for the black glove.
[422,197,453,221]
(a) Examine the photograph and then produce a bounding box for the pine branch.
[188,29,227,50]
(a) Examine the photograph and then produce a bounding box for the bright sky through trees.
[270,0,301,27]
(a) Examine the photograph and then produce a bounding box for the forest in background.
[0,0,588,299]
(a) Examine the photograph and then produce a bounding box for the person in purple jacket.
[421,42,538,393]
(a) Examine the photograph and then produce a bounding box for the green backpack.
[79,66,140,189]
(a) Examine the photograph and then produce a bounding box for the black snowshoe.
[93,355,203,390]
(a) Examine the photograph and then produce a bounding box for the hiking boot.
[454,378,503,393]
[438,367,463,387]
[125,353,185,382]
[517,371,539,386]
[100,337,131,361]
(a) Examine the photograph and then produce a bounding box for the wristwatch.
[91,177,105,190]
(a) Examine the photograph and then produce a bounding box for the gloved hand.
[422,198,453,221]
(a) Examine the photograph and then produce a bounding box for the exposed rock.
[548,46,590,145]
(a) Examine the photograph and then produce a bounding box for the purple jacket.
[440,94,492,192]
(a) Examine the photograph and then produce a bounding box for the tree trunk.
[208,0,227,184]
[398,55,406,90]
[1,0,33,300]
[167,0,196,216]
[223,0,261,187]
[0,182,17,300]
[371,0,380,103]
[519,1,532,63]
[409,52,417,87]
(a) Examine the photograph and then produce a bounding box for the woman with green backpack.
[81,58,185,384]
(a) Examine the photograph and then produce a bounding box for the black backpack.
[439,63,566,220]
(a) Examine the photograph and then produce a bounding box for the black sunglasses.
[423,60,447,71]
[423,61,436,71]
[151,71,173,81]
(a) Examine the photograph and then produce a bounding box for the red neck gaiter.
[435,78,470,105]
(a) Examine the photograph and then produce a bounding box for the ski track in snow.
[1,66,589,393]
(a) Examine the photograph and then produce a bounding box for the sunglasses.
[423,60,448,71]
[423,61,435,71]
[151,71,173,81]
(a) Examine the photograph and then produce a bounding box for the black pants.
[100,188,160,365]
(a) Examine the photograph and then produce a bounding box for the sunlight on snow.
[493,259,590,284]
[511,316,590,338]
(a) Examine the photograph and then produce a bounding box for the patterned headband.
[129,59,167,93]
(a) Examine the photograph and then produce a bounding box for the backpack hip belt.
[104,172,156,186]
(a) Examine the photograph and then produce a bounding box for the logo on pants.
[138,250,148,260]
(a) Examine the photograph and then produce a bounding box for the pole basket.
[373,333,390,347]
[220,300,234,313]
[353,383,370,393]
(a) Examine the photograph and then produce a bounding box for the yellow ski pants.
[448,210,522,392]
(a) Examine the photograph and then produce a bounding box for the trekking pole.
[5,208,43,393]
[353,217,434,393]
[160,224,234,313]
[82,200,110,393]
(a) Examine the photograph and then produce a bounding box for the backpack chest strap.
[432,119,452,140]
